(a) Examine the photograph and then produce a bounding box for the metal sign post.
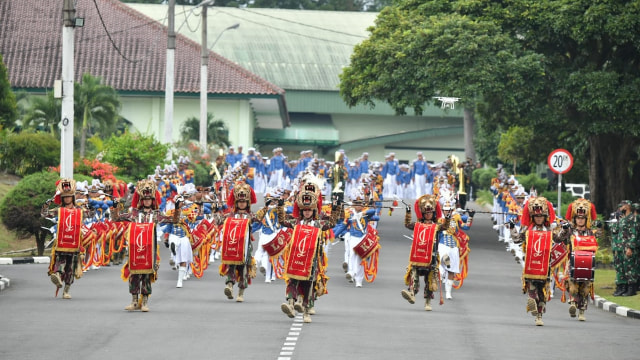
[547,148,574,214]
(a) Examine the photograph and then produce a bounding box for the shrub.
[0,131,60,176]
[516,173,548,194]
[193,162,212,187]
[102,132,168,180]
[474,168,496,190]
[0,171,59,255]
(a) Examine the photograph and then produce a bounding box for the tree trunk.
[463,108,476,162]
[35,230,46,256]
[589,134,640,216]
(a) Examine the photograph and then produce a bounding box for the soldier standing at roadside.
[611,202,625,296]
[614,200,638,296]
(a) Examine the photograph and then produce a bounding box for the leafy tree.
[0,171,59,256]
[0,54,18,130]
[102,131,169,180]
[0,131,60,176]
[179,112,231,148]
[497,126,533,175]
[340,0,640,213]
[74,73,121,158]
[340,4,545,161]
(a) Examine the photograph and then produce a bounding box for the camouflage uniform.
[620,211,639,296]
[612,199,639,296]
[610,217,626,293]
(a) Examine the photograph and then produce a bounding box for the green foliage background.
[0,131,60,176]
[102,132,169,181]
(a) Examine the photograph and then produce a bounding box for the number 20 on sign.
[547,149,573,175]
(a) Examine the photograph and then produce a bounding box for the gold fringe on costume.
[74,253,85,279]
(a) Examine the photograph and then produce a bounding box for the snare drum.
[570,250,595,281]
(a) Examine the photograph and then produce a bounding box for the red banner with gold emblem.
[409,222,437,267]
[55,208,83,252]
[127,223,156,275]
[221,218,250,265]
[523,229,552,280]
[572,234,598,252]
[191,219,214,250]
[353,224,380,260]
[263,228,292,257]
[285,225,320,280]
[549,242,568,268]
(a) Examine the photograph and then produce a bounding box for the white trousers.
[438,243,460,278]
[169,234,193,265]
[255,231,277,281]
[268,169,285,188]
[348,234,365,286]
[415,174,426,198]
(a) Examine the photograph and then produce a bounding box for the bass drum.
[570,250,595,281]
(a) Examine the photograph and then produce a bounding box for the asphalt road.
[1,201,638,360]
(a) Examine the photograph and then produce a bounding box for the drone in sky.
[433,97,461,110]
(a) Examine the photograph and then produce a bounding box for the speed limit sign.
[547,149,573,174]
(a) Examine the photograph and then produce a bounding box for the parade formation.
[38,148,638,327]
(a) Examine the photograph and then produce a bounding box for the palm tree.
[74,73,120,157]
[180,112,231,148]
[22,91,61,135]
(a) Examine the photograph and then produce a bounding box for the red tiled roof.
[0,0,285,96]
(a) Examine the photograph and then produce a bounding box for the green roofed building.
[128,5,465,164]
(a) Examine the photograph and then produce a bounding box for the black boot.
[623,283,637,296]
[613,284,627,297]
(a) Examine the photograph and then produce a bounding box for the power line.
[239,8,368,39]
[92,0,144,63]
[216,9,362,47]
[179,3,201,33]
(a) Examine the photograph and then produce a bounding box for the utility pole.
[199,2,210,151]
[164,0,176,144]
[60,0,76,178]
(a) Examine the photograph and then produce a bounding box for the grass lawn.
[593,268,640,310]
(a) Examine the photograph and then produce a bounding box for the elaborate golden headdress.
[565,198,597,228]
[414,194,442,219]
[131,179,160,209]
[293,179,322,218]
[226,181,257,209]
[521,196,556,227]
[53,178,76,204]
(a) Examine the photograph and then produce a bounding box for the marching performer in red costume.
[562,198,600,321]
[402,194,442,311]
[510,196,564,326]
[277,176,341,323]
[113,179,171,312]
[42,179,91,299]
[212,181,260,303]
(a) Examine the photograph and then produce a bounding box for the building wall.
[120,96,254,148]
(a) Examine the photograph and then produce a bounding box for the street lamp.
[199,20,240,150]
[209,23,240,50]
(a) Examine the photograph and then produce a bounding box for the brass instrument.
[450,155,467,196]
[332,151,344,193]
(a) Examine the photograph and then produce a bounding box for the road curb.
[594,295,640,319]
[0,256,50,265]
[0,274,9,292]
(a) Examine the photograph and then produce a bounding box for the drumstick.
[438,267,444,305]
